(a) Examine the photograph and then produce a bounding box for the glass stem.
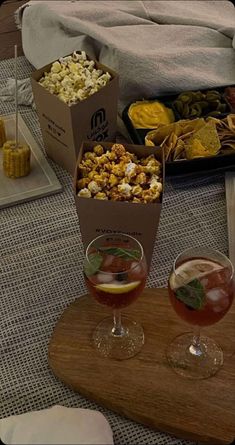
[112,310,125,337]
[189,326,204,357]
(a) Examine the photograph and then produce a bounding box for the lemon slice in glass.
[170,259,222,290]
[95,281,141,294]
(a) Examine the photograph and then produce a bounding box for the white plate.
[0,113,62,209]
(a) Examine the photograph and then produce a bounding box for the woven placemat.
[0,56,229,445]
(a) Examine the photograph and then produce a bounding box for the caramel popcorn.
[132,185,143,196]
[87,180,101,194]
[77,178,88,189]
[109,174,119,187]
[125,162,137,179]
[111,143,126,157]
[39,51,111,106]
[77,188,91,198]
[93,144,104,156]
[135,172,147,185]
[77,143,163,203]
[94,192,108,200]
[118,183,132,198]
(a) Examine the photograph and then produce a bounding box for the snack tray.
[122,85,235,176]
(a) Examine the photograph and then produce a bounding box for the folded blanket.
[0,405,113,444]
[16,0,235,113]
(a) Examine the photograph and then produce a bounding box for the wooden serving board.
[48,288,235,445]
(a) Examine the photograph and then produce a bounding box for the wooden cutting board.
[48,288,235,445]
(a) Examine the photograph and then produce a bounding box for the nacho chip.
[227,115,235,133]
[145,118,206,148]
[145,137,155,147]
[188,121,220,156]
[178,131,193,140]
[173,139,185,160]
[166,132,178,149]
[164,133,179,161]
[144,115,235,162]
[185,139,213,159]
[178,118,205,135]
[163,140,173,161]
[221,142,235,151]
[145,122,177,146]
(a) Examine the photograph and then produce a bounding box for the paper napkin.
[0,405,113,444]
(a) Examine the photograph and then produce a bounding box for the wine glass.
[167,247,234,379]
[84,233,148,360]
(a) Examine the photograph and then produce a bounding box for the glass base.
[93,316,144,360]
[166,332,223,379]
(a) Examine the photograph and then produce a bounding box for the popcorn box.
[31,54,119,174]
[74,141,165,270]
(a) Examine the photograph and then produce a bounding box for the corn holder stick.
[2,45,31,178]
[15,44,19,148]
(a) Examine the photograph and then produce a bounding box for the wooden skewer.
[14,44,18,149]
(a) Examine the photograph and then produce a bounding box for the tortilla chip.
[173,139,185,160]
[179,118,205,135]
[206,116,223,127]
[145,137,155,147]
[167,132,178,148]
[164,144,173,161]
[185,139,213,159]
[221,142,235,150]
[145,122,177,146]
[178,131,194,141]
[227,115,235,133]
[188,121,221,156]
[145,118,206,147]
[219,130,235,138]
[144,116,235,162]
[161,134,174,161]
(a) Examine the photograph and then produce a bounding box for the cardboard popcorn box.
[31,53,119,174]
[74,141,165,269]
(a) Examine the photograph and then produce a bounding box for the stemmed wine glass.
[167,247,234,379]
[84,233,148,360]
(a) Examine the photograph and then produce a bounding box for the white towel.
[0,78,35,108]
[0,405,113,445]
[15,0,235,113]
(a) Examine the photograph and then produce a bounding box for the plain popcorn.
[38,51,112,105]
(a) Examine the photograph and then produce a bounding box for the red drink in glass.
[85,249,147,309]
[169,257,234,326]
[167,248,234,379]
[83,234,147,360]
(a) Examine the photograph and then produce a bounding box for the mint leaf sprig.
[84,252,103,277]
[84,247,141,277]
[98,247,141,261]
[175,278,206,310]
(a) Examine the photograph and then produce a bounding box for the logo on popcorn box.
[87,108,109,141]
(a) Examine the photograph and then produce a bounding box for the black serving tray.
[122,86,235,176]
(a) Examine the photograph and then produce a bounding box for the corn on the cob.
[0,118,6,148]
[3,140,31,178]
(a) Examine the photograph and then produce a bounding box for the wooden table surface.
[0,0,28,60]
